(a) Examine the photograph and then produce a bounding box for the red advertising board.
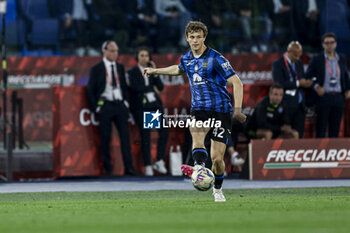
[52,86,189,177]
[249,138,350,180]
[53,86,103,177]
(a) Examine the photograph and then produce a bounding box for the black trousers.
[288,103,306,138]
[98,101,134,173]
[133,108,168,166]
[316,93,345,138]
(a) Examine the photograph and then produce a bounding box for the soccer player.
[144,21,246,202]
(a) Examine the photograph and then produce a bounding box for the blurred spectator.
[192,0,214,27]
[181,0,196,17]
[93,0,130,52]
[87,41,137,176]
[193,0,220,49]
[48,0,99,56]
[123,0,159,52]
[260,0,296,49]
[323,0,350,53]
[193,0,237,52]
[127,47,168,176]
[17,0,51,37]
[292,0,321,51]
[272,41,313,138]
[245,84,299,139]
[235,0,272,53]
[194,0,272,53]
[11,0,350,55]
[154,0,192,48]
[306,32,350,138]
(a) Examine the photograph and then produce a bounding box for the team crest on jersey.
[221,61,232,71]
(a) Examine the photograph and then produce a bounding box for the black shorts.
[191,110,232,144]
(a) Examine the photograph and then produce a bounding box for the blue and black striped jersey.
[178,47,235,113]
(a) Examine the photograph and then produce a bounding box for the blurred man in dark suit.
[87,41,136,176]
[292,0,321,49]
[272,41,313,138]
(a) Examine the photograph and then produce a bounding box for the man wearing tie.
[306,33,350,138]
[87,41,136,176]
[272,41,313,138]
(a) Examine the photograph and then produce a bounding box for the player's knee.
[211,156,223,166]
[212,147,226,158]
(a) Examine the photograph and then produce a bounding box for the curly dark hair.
[185,21,208,38]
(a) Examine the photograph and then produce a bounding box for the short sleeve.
[214,54,235,79]
[178,55,186,72]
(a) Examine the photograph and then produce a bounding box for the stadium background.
[1,0,350,179]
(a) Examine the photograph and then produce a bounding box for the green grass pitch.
[0,187,349,233]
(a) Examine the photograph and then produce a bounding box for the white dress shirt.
[101,57,122,101]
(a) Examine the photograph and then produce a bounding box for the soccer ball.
[191,167,215,191]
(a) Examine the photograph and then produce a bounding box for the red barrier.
[52,86,189,177]
[53,86,102,177]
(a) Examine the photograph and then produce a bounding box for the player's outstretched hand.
[143,67,154,77]
[234,111,246,123]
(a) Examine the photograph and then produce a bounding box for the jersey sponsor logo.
[192,74,206,85]
[193,64,205,85]
[221,61,232,71]
[193,73,202,82]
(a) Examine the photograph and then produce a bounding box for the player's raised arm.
[227,74,246,123]
[143,65,185,76]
